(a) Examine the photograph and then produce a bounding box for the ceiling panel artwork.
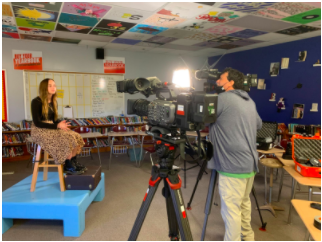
[3,2,321,57]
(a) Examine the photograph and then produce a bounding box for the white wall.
[2,38,207,123]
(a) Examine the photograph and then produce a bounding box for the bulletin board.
[2,69,9,122]
[23,70,124,120]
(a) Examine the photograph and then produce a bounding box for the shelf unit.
[2,122,150,162]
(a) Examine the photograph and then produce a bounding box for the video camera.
[116,76,217,164]
[195,69,258,93]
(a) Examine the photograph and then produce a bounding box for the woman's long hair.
[38,78,58,121]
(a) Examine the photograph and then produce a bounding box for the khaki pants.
[218,174,255,241]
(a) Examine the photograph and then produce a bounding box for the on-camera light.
[172,69,190,88]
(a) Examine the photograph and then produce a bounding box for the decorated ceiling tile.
[195,2,216,7]
[228,29,267,38]
[3,4,13,16]
[2,25,17,33]
[12,2,62,12]
[20,33,52,41]
[3,32,19,39]
[193,41,223,48]
[145,35,177,44]
[52,37,81,44]
[157,2,212,19]
[58,13,99,27]
[215,44,240,49]
[111,38,141,45]
[95,19,136,31]
[117,31,152,41]
[276,25,320,35]
[2,16,16,26]
[204,24,244,35]
[282,8,321,24]
[105,2,167,12]
[187,32,220,42]
[143,14,186,28]
[16,18,56,30]
[218,2,276,13]
[128,24,168,35]
[104,6,151,23]
[232,39,263,46]
[174,19,220,32]
[62,2,112,18]
[13,6,58,23]
[208,36,242,43]
[56,23,92,34]
[254,2,315,20]
[89,27,124,37]
[18,27,53,36]
[195,8,246,24]
[158,29,194,38]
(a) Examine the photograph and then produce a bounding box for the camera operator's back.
[208,89,262,174]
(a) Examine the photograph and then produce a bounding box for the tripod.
[128,140,193,241]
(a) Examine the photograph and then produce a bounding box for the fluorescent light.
[172,69,190,88]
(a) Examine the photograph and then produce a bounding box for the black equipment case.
[256,121,278,150]
[64,166,101,190]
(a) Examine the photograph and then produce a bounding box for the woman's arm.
[31,98,58,129]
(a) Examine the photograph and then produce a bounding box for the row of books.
[2,123,20,131]
[91,139,109,148]
[126,126,146,132]
[288,124,321,136]
[2,147,24,158]
[120,116,146,124]
[66,117,120,126]
[3,133,30,144]
[20,120,33,130]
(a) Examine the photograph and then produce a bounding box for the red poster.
[2,70,8,122]
[12,50,43,70]
[103,57,125,74]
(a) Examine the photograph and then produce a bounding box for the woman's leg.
[72,146,80,157]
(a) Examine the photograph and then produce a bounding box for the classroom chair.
[73,126,94,160]
[140,125,156,166]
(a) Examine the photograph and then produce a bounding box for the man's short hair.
[221,67,245,90]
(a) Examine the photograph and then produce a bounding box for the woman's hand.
[57,120,71,131]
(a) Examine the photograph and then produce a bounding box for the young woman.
[31,78,85,175]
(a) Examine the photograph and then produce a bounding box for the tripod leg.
[163,180,180,240]
[128,167,162,241]
[166,174,193,241]
[252,186,267,231]
[201,169,217,241]
[187,159,208,210]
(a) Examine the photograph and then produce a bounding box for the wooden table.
[107,131,138,169]
[284,166,321,224]
[79,132,103,166]
[291,199,321,241]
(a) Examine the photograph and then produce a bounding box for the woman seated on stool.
[31,78,86,175]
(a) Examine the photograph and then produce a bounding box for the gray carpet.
[2,152,320,241]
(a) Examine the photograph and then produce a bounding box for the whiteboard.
[23,71,124,119]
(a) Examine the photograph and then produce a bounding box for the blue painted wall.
[208,36,321,125]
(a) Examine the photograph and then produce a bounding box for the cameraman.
[208,68,262,241]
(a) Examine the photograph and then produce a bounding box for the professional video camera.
[195,69,258,93]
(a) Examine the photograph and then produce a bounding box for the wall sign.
[103,57,125,74]
[12,50,43,70]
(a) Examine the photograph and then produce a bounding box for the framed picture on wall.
[269,62,280,77]
[292,104,305,119]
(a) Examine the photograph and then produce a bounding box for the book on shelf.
[2,122,20,131]
[2,147,24,158]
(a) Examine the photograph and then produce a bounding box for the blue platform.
[2,172,105,237]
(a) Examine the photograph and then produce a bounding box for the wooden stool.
[259,158,284,217]
[30,145,65,192]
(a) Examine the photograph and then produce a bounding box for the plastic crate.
[128,148,143,162]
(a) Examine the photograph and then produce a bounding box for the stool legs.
[43,151,49,181]
[30,145,42,192]
[288,178,297,224]
[277,168,285,202]
[264,166,267,204]
[58,165,66,192]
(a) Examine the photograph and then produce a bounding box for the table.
[275,152,295,202]
[107,131,138,169]
[284,166,321,224]
[79,132,103,166]
[291,199,321,241]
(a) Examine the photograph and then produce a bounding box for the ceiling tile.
[204,24,245,35]
[13,5,59,22]
[208,36,243,43]
[55,31,115,42]
[249,32,288,41]
[253,2,316,20]
[3,25,17,33]
[228,15,298,32]
[2,16,16,26]
[89,28,123,37]
[143,14,187,28]
[276,25,320,36]
[194,7,247,24]
[145,35,177,44]
[3,32,19,39]
[118,32,152,41]
[187,32,220,41]
[12,2,62,11]
[158,29,194,38]
[52,37,80,44]
[58,13,99,27]
[127,45,154,52]
[2,3,13,16]
[228,29,267,38]
[105,42,131,50]
[218,2,276,13]
[174,19,221,32]
[170,39,204,46]
[95,19,136,31]
[282,8,321,25]
[111,38,141,45]
[305,2,321,8]
[128,24,168,35]
[99,2,167,12]
[103,6,151,23]
[157,2,212,19]
[193,41,223,48]
[17,27,54,36]
[61,2,112,18]
[78,40,107,47]
[56,23,92,34]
